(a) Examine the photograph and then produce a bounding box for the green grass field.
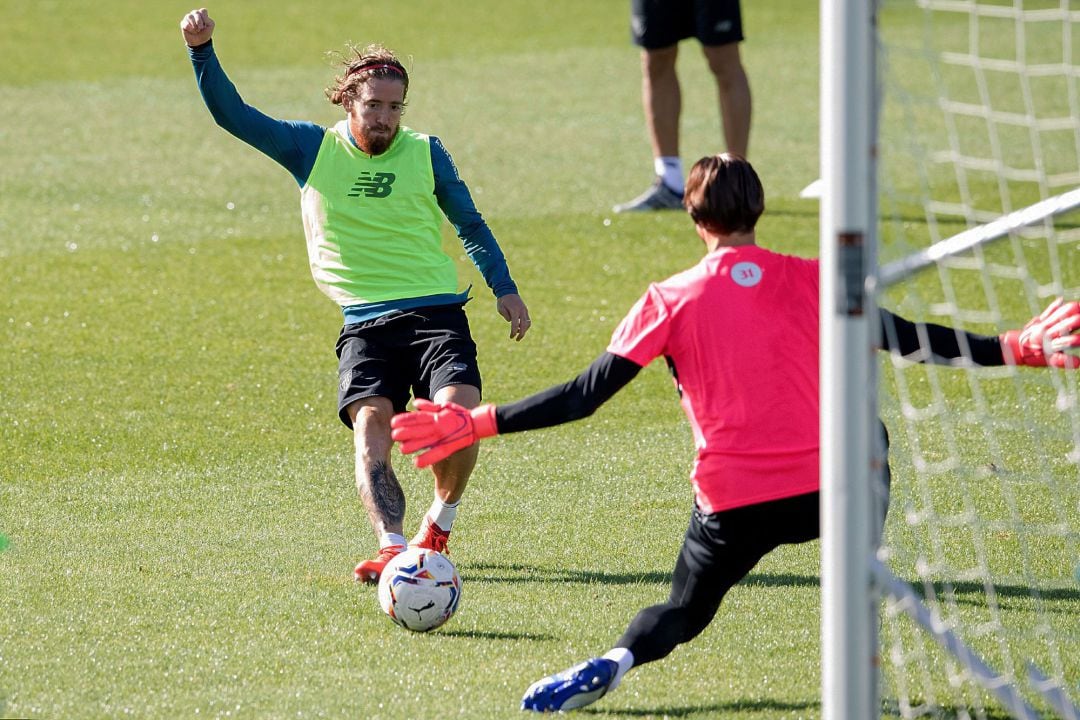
[2,2,1077,719]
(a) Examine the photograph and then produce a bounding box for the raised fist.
[180,8,215,47]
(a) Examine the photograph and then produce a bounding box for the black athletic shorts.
[615,493,819,665]
[671,458,891,608]
[674,492,821,610]
[631,0,744,49]
[335,303,481,428]
[615,481,891,665]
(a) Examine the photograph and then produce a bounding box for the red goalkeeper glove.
[1000,298,1080,369]
[390,399,499,468]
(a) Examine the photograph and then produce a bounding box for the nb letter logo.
[348,172,396,198]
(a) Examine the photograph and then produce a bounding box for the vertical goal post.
[822,1,1080,718]
[819,0,879,719]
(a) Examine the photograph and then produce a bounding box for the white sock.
[654,156,684,193]
[380,532,407,550]
[426,495,460,532]
[601,647,634,691]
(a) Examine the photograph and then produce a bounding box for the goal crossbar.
[877,187,1080,290]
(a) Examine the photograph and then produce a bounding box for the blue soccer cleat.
[520,657,618,712]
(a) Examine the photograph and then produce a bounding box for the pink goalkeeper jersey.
[607,245,820,513]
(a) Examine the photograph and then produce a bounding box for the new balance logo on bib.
[349,171,396,198]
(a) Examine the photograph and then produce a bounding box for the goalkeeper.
[390,153,1080,713]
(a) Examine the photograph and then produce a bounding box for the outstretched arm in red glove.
[392,353,643,468]
[391,399,499,468]
[1000,298,1080,369]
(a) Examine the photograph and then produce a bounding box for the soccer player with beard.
[180,9,531,583]
[390,153,1080,711]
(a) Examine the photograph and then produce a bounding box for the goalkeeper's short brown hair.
[684,154,765,235]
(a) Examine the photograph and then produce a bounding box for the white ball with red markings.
[377,547,461,632]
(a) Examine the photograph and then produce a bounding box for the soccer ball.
[377,547,461,632]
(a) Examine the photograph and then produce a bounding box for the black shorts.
[675,492,821,607]
[673,465,889,608]
[614,492,820,664]
[631,0,744,49]
[334,303,481,428]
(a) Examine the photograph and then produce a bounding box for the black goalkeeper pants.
[618,424,892,667]
[616,492,822,666]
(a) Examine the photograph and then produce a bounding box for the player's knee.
[642,47,678,79]
[352,401,393,428]
[352,403,394,458]
[432,384,480,409]
[703,45,745,84]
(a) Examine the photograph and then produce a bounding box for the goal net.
[870,1,1080,718]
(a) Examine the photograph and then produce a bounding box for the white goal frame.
[819,0,879,718]
[820,2,1080,719]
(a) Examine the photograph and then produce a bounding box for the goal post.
[819,0,880,719]
[822,1,1080,718]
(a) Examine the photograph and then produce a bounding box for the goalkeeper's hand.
[390,399,499,468]
[1000,298,1080,369]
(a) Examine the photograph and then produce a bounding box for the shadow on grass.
[741,573,820,589]
[765,204,825,221]
[461,561,667,585]
[582,698,818,717]
[461,562,820,590]
[900,578,1080,607]
[881,698,1019,720]
[438,628,556,642]
[467,562,1078,608]
[581,696,1019,719]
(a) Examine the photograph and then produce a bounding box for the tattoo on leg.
[368,461,405,527]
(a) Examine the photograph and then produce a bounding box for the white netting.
[875,1,1080,717]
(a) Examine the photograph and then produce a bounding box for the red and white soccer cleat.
[354,544,404,584]
[410,516,450,554]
